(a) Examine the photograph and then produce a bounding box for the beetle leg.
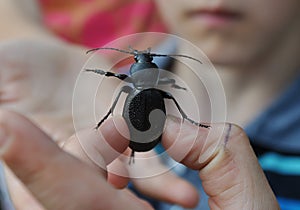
[86,69,133,83]
[129,150,135,164]
[95,86,132,129]
[158,77,186,90]
[95,110,112,129]
[161,91,210,128]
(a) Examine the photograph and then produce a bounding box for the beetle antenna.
[86,47,202,64]
[150,53,203,64]
[86,47,135,55]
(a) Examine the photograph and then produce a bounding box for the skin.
[0,0,293,209]
[154,0,300,67]
[0,110,279,210]
[0,110,152,210]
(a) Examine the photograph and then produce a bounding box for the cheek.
[154,0,186,32]
[201,0,300,66]
[236,0,300,61]
[248,0,300,33]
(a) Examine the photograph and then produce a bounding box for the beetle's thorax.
[130,53,160,90]
[131,67,160,89]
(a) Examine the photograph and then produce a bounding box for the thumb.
[0,109,152,210]
[162,117,280,210]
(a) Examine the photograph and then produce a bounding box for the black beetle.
[86,47,210,163]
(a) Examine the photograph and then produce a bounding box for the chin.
[210,54,251,68]
[190,35,256,68]
[199,43,253,68]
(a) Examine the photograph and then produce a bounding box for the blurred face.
[155,0,300,67]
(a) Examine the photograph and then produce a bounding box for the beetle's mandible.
[85,47,210,164]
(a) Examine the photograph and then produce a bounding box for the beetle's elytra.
[86,47,210,163]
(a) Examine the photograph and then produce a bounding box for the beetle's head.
[134,53,153,63]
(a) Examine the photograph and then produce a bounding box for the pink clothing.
[39,0,167,47]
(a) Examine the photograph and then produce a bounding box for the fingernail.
[0,126,11,155]
[168,115,181,123]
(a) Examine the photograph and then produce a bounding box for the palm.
[0,38,99,209]
[0,39,90,141]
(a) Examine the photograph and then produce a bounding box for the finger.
[132,170,199,208]
[62,116,130,177]
[162,117,279,209]
[0,109,152,210]
[4,167,45,210]
[127,150,199,208]
[107,157,130,189]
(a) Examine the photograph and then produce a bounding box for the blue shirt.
[246,73,300,210]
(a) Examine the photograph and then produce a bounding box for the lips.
[186,7,242,27]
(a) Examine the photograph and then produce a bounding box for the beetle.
[86,47,210,163]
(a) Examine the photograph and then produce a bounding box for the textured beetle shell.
[123,88,166,152]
